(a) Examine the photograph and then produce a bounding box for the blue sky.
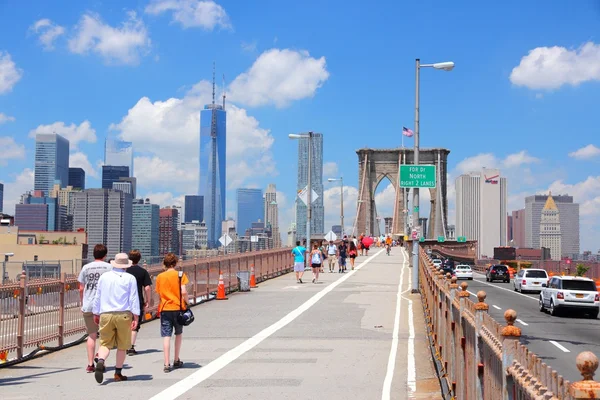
[0,0,599,251]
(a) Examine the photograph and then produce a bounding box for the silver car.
[539,276,599,318]
[513,268,548,293]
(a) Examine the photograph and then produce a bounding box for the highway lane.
[464,272,600,383]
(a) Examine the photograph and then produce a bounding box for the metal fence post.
[17,270,26,359]
[501,309,521,400]
[193,256,198,305]
[569,351,600,399]
[457,282,471,398]
[448,276,459,393]
[58,272,66,346]
[474,291,489,400]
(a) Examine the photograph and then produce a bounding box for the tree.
[575,263,589,277]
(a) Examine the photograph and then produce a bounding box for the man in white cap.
[92,253,140,384]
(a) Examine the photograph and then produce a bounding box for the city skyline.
[0,1,599,251]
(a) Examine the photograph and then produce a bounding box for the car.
[486,264,510,283]
[432,259,442,267]
[440,266,455,278]
[513,268,548,293]
[454,264,473,280]
[539,276,599,318]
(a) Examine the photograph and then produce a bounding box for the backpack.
[311,251,322,264]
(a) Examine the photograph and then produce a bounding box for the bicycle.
[386,244,391,256]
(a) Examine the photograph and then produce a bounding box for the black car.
[441,266,455,278]
[486,264,510,283]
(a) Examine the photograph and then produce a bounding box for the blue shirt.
[93,268,140,316]
[292,246,306,263]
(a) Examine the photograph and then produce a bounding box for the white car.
[454,264,473,280]
[513,268,548,293]
[539,276,599,318]
[432,259,442,267]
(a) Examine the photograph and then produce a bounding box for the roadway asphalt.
[0,248,441,400]
[465,272,600,383]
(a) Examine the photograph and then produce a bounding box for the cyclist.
[385,235,392,256]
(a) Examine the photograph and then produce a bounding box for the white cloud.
[29,18,65,50]
[28,120,96,149]
[503,150,540,168]
[69,151,99,178]
[2,168,34,214]
[68,11,151,65]
[569,144,600,160]
[134,156,197,188]
[510,42,600,90]
[323,162,338,178]
[145,0,231,30]
[455,151,539,174]
[0,51,23,94]
[323,185,359,234]
[0,136,26,165]
[0,112,15,124]
[547,176,600,214]
[138,191,185,208]
[229,48,330,108]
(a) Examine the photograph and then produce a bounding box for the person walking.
[78,244,112,373]
[358,233,364,256]
[155,253,188,373]
[338,240,348,273]
[92,253,140,383]
[348,241,358,270]
[126,250,152,356]
[326,241,338,273]
[310,244,323,283]
[291,241,307,283]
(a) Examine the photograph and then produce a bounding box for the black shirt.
[338,243,347,258]
[127,264,152,310]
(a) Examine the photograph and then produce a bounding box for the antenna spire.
[222,73,226,109]
[212,61,216,106]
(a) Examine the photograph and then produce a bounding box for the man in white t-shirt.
[326,241,338,273]
[78,244,112,373]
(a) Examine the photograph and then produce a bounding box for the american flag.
[402,127,414,137]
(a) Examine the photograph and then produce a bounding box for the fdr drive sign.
[400,165,436,188]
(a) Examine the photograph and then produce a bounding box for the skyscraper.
[236,188,263,237]
[105,138,134,177]
[72,189,132,259]
[198,73,226,249]
[68,168,85,190]
[34,134,70,195]
[102,166,129,190]
[264,184,281,248]
[455,168,507,258]
[0,182,3,213]
[132,199,159,260]
[511,209,526,248]
[184,195,204,223]
[540,193,562,260]
[15,204,48,231]
[295,133,324,241]
[159,208,179,255]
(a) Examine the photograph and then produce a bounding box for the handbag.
[177,271,195,326]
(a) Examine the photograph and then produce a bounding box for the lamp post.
[2,252,14,284]
[411,59,454,293]
[290,132,314,247]
[328,177,344,236]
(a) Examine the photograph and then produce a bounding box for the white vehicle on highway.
[454,264,473,280]
[539,276,599,318]
[513,268,548,293]
[432,259,442,267]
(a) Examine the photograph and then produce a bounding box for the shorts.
[339,257,346,266]
[160,311,183,337]
[99,311,132,351]
[311,263,321,269]
[83,312,98,335]
[294,262,305,272]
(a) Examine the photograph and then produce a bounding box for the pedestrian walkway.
[0,248,441,400]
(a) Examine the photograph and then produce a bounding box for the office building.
[221,219,236,252]
[237,188,263,237]
[199,79,226,248]
[34,133,70,195]
[332,225,343,237]
[159,208,179,255]
[105,138,134,176]
[68,168,85,190]
[511,209,526,248]
[112,181,133,196]
[185,195,204,223]
[287,222,297,247]
[132,199,159,259]
[539,194,562,260]
[264,184,281,248]
[447,224,456,240]
[72,189,132,259]
[119,177,137,199]
[15,204,48,231]
[19,191,65,231]
[383,217,393,235]
[455,168,507,258]
[102,166,129,190]
[0,182,4,213]
[49,184,81,232]
[525,194,579,257]
[419,217,428,239]
[295,133,324,241]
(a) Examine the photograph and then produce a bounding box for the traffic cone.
[216,273,228,300]
[250,265,258,288]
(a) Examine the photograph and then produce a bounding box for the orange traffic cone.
[250,265,258,288]
[216,273,228,300]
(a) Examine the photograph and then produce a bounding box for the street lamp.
[411,58,454,293]
[2,252,14,284]
[290,132,314,246]
[328,177,344,236]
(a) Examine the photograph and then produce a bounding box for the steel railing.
[0,248,293,364]
[419,247,600,399]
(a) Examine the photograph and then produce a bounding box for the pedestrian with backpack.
[310,244,322,283]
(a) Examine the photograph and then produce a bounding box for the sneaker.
[94,360,105,384]
[86,364,95,373]
[113,373,128,382]
[164,364,172,373]
[173,359,183,369]
[312,278,316,284]
[299,278,303,284]
[127,346,137,356]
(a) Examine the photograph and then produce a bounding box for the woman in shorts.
[348,241,358,270]
[310,244,322,283]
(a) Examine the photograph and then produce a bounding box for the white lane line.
[149,249,386,400]
[492,305,501,310]
[470,276,537,301]
[382,248,407,400]
[549,340,570,353]
[398,249,416,395]
[516,319,529,326]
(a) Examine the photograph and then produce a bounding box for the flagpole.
[402,133,404,148]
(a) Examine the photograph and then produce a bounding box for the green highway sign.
[419,237,425,242]
[457,236,467,243]
[437,236,445,243]
[400,165,437,188]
